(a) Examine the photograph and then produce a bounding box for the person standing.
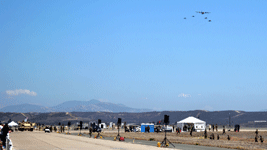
[255,129,259,142]
[227,135,230,140]
[177,127,180,134]
[223,126,226,134]
[212,124,214,132]
[210,133,214,140]
[260,136,264,143]
[190,126,193,136]
[204,129,207,139]
[89,127,93,138]
[215,124,218,132]
[1,124,9,149]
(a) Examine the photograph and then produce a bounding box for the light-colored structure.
[99,123,107,129]
[177,116,206,132]
[8,121,18,127]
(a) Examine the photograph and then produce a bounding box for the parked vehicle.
[135,126,141,132]
[18,121,35,131]
[44,126,50,133]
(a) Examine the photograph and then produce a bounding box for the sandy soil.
[87,129,267,150]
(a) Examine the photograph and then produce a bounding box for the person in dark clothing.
[89,127,93,138]
[227,135,230,140]
[215,124,218,132]
[1,124,9,148]
[204,129,207,139]
[210,133,214,140]
[190,127,193,136]
[255,136,258,142]
[184,125,187,131]
[212,124,214,132]
[217,134,220,140]
[62,124,65,133]
[260,136,264,143]
[54,126,57,132]
[177,127,180,134]
[223,126,226,134]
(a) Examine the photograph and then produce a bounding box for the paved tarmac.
[11,131,163,150]
[10,131,234,150]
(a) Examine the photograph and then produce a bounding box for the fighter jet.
[196,11,210,14]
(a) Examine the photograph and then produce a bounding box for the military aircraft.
[196,11,210,14]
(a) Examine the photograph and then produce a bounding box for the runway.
[10,131,236,150]
[10,131,164,150]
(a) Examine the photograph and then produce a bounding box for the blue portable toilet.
[141,123,154,132]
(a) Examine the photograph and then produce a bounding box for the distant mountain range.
[0,99,151,113]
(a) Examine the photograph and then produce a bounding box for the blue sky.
[1,0,267,111]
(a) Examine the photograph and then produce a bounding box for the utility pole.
[228,113,231,131]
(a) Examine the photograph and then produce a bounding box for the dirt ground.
[76,129,267,150]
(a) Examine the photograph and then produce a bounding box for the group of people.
[0,123,12,150]
[208,124,218,132]
[255,129,264,143]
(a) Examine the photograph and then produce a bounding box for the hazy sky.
[1,0,267,111]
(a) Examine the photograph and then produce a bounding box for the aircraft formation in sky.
[184,11,211,22]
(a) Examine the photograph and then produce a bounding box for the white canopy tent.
[8,121,18,127]
[177,116,206,132]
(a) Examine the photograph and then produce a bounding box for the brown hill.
[1,110,267,127]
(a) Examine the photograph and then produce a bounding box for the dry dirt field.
[77,129,267,150]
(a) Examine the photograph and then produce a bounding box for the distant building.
[254,120,266,123]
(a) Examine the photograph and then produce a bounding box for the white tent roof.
[177,116,205,124]
[8,121,18,127]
